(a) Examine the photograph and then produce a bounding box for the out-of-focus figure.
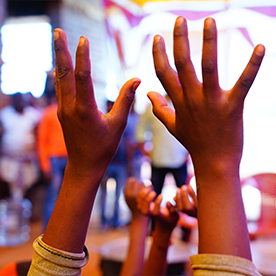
[0,92,41,199]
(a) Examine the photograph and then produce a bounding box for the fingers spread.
[231,44,265,104]
[152,35,183,104]
[54,29,75,107]
[147,92,176,135]
[75,36,95,109]
[202,18,219,98]
[173,16,198,93]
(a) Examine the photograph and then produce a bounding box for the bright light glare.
[1,17,52,98]
[242,184,262,221]
[1,64,47,97]
[106,177,117,193]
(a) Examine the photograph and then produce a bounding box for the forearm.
[142,226,171,276]
[194,160,251,260]
[42,162,106,253]
[120,216,149,276]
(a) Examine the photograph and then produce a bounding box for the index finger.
[231,44,265,104]
[54,29,75,107]
[152,35,183,104]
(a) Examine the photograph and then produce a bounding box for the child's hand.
[174,185,197,218]
[148,17,265,174]
[137,187,179,233]
[54,29,141,179]
[124,177,145,218]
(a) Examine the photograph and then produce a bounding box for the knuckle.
[239,76,254,89]
[174,29,184,40]
[57,65,71,79]
[202,59,216,73]
[155,66,168,80]
[174,57,187,71]
[204,31,216,42]
[75,70,91,83]
[75,103,89,119]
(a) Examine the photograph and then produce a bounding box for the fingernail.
[54,29,59,40]
[176,16,184,27]
[132,80,141,91]
[205,17,215,29]
[255,44,265,56]
[153,35,160,44]
[79,36,86,46]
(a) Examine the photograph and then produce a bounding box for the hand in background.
[124,177,146,219]
[137,186,179,234]
[120,177,148,276]
[174,185,197,218]
[138,186,179,276]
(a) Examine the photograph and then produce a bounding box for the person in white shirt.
[0,92,41,198]
[136,94,189,196]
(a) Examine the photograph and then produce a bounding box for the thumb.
[147,91,176,135]
[112,78,141,129]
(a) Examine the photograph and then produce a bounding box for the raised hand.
[147,16,265,259]
[137,186,179,233]
[124,177,145,218]
[174,185,197,218]
[54,29,141,179]
[148,17,265,174]
[42,29,140,254]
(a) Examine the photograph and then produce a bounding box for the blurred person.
[100,100,131,228]
[136,94,189,196]
[0,92,41,199]
[125,101,143,179]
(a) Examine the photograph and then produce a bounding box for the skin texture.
[148,16,265,259]
[120,177,148,276]
[174,185,197,218]
[42,29,141,253]
[137,186,179,276]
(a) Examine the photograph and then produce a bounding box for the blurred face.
[11,93,26,113]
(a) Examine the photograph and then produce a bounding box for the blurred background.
[0,1,276,275]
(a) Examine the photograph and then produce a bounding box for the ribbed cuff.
[27,235,89,276]
[190,254,261,276]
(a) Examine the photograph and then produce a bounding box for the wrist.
[131,215,149,226]
[192,157,240,184]
[152,231,171,251]
[153,224,172,242]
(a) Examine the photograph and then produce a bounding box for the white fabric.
[136,99,188,168]
[0,106,41,157]
[0,105,41,191]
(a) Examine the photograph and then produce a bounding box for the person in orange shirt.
[37,89,68,231]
